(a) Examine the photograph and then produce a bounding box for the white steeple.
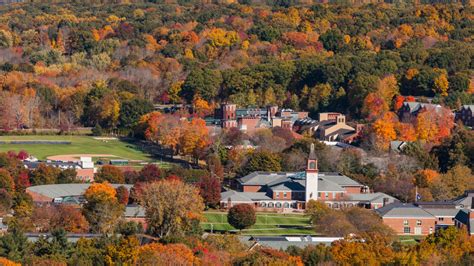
[305,143,319,202]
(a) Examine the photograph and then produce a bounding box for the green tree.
[181,68,222,102]
[119,99,153,130]
[0,228,30,263]
[239,151,281,176]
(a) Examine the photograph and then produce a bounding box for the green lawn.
[202,212,315,235]
[398,235,424,245]
[0,135,152,161]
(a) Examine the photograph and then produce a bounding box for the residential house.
[398,102,443,122]
[456,105,474,127]
[454,209,474,235]
[293,113,363,143]
[220,144,396,210]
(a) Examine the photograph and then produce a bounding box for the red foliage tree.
[138,164,162,182]
[199,175,221,208]
[116,185,130,205]
[227,204,256,230]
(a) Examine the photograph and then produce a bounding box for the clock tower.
[305,143,319,202]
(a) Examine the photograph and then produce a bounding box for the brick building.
[215,104,308,133]
[375,203,436,235]
[377,191,474,235]
[220,144,396,211]
[293,113,363,143]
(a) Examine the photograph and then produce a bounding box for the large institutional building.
[220,144,396,210]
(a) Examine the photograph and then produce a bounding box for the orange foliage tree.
[362,93,389,120]
[136,242,196,265]
[139,112,210,161]
[371,112,398,151]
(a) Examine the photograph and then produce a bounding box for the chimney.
[383,198,389,207]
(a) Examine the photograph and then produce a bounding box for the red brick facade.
[382,217,435,235]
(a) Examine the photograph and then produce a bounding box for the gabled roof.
[454,209,474,234]
[238,172,297,185]
[461,105,474,112]
[319,173,362,187]
[375,203,434,218]
[348,192,396,204]
[403,102,442,114]
[220,190,272,202]
[318,178,345,192]
[269,181,305,191]
[424,208,460,217]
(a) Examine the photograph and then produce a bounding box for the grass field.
[0,135,152,161]
[398,235,424,245]
[202,212,315,235]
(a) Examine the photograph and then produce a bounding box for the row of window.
[274,192,345,200]
[259,202,295,209]
[404,220,423,226]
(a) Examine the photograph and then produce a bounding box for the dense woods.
[0,1,472,132]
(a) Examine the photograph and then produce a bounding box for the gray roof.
[238,236,343,250]
[348,192,396,204]
[375,203,434,218]
[220,190,272,202]
[462,105,474,112]
[319,173,361,187]
[403,102,442,114]
[124,205,145,218]
[318,178,345,192]
[239,172,297,186]
[270,182,305,191]
[454,209,474,234]
[27,184,133,199]
[424,208,461,217]
[239,172,361,188]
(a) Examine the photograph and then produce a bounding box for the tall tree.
[138,179,204,238]
[82,183,124,234]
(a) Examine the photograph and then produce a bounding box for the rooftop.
[375,203,434,218]
[27,184,133,199]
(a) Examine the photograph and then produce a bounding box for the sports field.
[0,135,152,161]
[202,212,315,235]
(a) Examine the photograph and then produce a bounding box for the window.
[283,192,287,198]
[283,202,289,208]
[333,203,339,209]
[260,202,267,208]
[439,217,444,221]
[275,193,279,199]
[416,220,422,226]
[404,227,411,234]
[268,202,274,208]
[325,192,329,198]
[276,202,282,208]
[317,192,321,198]
[403,220,409,226]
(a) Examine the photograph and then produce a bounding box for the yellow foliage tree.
[433,69,449,96]
[208,28,239,47]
